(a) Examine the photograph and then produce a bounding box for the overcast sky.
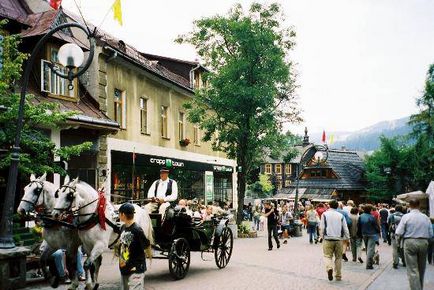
[62,0,434,134]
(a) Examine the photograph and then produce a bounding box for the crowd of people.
[246,198,433,289]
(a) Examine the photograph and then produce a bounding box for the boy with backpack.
[118,203,150,290]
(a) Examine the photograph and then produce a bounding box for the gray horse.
[17,174,82,289]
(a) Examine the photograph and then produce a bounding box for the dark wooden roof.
[292,150,365,191]
[0,0,30,25]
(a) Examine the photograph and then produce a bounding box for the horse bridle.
[21,181,46,213]
[54,184,77,212]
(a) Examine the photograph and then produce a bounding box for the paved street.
[22,227,434,290]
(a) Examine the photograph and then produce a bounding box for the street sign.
[204,171,214,204]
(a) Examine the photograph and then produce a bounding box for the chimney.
[303,127,310,146]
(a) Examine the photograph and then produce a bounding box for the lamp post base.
[0,246,30,289]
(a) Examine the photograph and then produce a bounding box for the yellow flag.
[113,0,123,26]
[329,134,334,145]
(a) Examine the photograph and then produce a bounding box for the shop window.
[161,105,168,138]
[178,111,185,140]
[285,164,291,175]
[140,97,148,134]
[41,47,76,98]
[275,164,282,174]
[193,125,201,145]
[285,179,291,187]
[265,164,272,174]
[114,89,126,128]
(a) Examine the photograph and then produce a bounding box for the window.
[114,89,126,128]
[265,164,272,174]
[41,48,76,98]
[140,98,148,134]
[193,125,201,145]
[178,112,184,140]
[285,180,291,187]
[161,106,168,138]
[275,164,282,174]
[285,164,291,175]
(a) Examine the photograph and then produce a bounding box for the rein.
[21,181,46,214]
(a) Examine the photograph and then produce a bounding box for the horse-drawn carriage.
[149,207,234,279]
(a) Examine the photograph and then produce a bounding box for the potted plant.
[179,138,191,147]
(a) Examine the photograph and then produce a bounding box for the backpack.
[389,212,403,234]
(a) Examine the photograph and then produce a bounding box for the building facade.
[260,128,367,203]
[1,1,238,208]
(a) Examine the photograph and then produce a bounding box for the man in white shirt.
[146,168,178,217]
[319,200,350,282]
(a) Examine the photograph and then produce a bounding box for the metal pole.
[0,23,94,248]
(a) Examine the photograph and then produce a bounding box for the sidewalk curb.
[357,259,393,290]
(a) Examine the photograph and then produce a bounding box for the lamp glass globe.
[58,43,84,68]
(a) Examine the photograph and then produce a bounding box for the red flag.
[49,0,62,10]
[322,130,326,143]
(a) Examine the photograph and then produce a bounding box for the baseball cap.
[119,203,135,214]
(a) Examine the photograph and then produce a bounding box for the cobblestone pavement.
[24,228,397,290]
[367,259,434,290]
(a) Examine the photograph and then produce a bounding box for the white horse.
[17,173,82,289]
[52,177,153,290]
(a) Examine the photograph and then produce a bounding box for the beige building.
[86,31,237,207]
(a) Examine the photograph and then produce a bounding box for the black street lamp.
[0,23,95,249]
[294,144,329,219]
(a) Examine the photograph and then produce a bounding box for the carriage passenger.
[202,205,214,221]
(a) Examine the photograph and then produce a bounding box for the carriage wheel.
[168,238,190,280]
[214,227,233,269]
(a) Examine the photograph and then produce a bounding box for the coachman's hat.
[119,203,135,214]
[160,167,170,173]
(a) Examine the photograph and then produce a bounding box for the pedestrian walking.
[337,202,352,262]
[395,199,433,290]
[428,217,434,265]
[358,204,380,269]
[117,203,150,290]
[280,204,293,244]
[349,207,363,263]
[379,204,390,244]
[388,205,406,268]
[306,205,319,244]
[263,201,280,251]
[319,200,350,281]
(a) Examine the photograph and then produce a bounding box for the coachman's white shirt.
[147,179,178,202]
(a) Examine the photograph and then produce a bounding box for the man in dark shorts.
[263,201,280,251]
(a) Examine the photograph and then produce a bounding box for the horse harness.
[21,180,46,214]
[53,184,121,244]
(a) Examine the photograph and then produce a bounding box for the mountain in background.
[309,116,412,152]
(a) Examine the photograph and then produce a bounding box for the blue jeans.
[52,247,84,277]
[307,222,317,243]
[363,236,376,267]
[381,223,388,242]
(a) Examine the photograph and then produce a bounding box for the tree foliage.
[366,64,434,200]
[0,21,92,176]
[247,174,273,198]
[177,3,301,223]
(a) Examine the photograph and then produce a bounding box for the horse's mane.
[76,181,98,197]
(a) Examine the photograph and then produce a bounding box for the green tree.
[409,64,434,142]
[177,3,301,223]
[0,21,91,177]
[246,174,273,198]
[365,136,409,201]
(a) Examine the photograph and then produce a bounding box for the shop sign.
[213,165,233,172]
[204,171,214,203]
[150,157,185,168]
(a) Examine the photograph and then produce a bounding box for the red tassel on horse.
[97,190,107,230]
